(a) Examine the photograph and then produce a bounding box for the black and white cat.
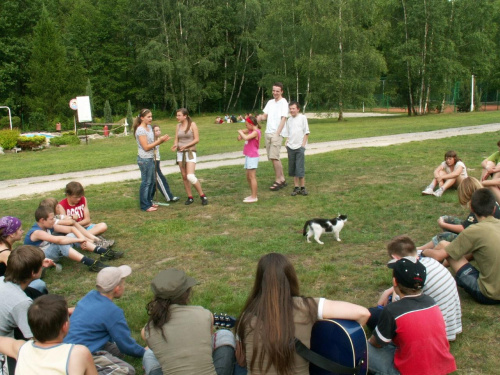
[303,214,348,245]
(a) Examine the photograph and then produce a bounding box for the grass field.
[1,111,500,180]
[1,113,500,374]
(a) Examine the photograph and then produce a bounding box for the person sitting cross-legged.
[0,294,97,374]
[63,266,146,374]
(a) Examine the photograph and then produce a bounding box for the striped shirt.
[420,257,462,340]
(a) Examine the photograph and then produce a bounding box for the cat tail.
[303,221,311,236]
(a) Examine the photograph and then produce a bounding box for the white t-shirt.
[283,114,310,150]
[263,97,289,134]
[441,160,467,179]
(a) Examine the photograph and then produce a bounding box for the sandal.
[145,206,158,212]
[270,181,286,191]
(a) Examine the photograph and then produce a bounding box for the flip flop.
[145,206,158,212]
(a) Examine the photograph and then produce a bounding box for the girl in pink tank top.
[237,116,261,203]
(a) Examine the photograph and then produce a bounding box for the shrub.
[50,134,80,146]
[16,135,46,150]
[0,129,21,149]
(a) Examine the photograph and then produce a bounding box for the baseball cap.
[387,256,426,290]
[96,265,132,293]
[151,269,197,300]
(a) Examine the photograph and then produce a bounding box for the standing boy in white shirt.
[283,101,310,196]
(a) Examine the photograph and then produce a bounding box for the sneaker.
[88,260,108,272]
[421,186,434,195]
[95,239,113,249]
[98,236,115,247]
[291,187,300,196]
[433,188,444,197]
[100,249,125,261]
[171,196,180,202]
[201,196,209,206]
[300,188,308,196]
[185,198,194,205]
[243,197,258,203]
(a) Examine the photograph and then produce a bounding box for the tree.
[308,0,386,119]
[0,0,44,123]
[26,5,71,125]
[104,100,113,123]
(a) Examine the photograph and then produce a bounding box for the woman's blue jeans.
[137,157,155,210]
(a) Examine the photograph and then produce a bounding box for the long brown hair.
[177,108,192,133]
[236,253,317,375]
[0,228,10,250]
[133,109,151,136]
[145,288,191,341]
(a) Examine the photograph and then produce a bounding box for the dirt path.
[1,123,499,200]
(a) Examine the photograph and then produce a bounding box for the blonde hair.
[457,177,483,206]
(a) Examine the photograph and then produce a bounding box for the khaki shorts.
[265,133,283,160]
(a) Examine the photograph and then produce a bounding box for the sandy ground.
[1,123,499,200]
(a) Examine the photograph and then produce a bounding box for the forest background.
[1,0,500,130]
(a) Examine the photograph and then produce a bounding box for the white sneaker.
[422,186,434,195]
[243,197,258,203]
[433,188,444,197]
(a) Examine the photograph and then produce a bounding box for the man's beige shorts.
[265,133,283,160]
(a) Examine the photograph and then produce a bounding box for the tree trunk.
[402,0,414,116]
[337,3,344,121]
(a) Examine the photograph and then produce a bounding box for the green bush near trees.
[50,134,80,146]
[16,135,46,150]
[0,129,21,149]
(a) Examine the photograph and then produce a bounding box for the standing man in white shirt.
[257,82,289,191]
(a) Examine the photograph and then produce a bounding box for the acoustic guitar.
[308,318,368,375]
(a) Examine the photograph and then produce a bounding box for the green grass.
[1,111,499,180]
[2,119,500,373]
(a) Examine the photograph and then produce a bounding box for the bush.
[50,134,80,146]
[16,135,46,150]
[0,129,21,149]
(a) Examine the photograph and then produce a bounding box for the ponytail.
[133,109,151,136]
[177,108,192,133]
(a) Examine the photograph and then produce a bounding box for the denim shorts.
[287,146,305,177]
[244,156,259,169]
[456,263,500,305]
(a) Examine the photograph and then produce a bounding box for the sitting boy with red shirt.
[57,181,110,240]
[368,257,456,375]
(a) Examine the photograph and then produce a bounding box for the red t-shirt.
[374,294,456,375]
[59,197,86,222]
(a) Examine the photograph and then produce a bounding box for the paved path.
[1,123,499,199]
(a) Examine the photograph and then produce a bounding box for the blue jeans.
[456,263,500,304]
[143,345,235,375]
[368,342,400,375]
[152,160,174,201]
[137,157,155,210]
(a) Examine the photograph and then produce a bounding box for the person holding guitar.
[142,268,236,375]
[235,252,370,375]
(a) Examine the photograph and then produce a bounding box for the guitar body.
[309,319,368,375]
